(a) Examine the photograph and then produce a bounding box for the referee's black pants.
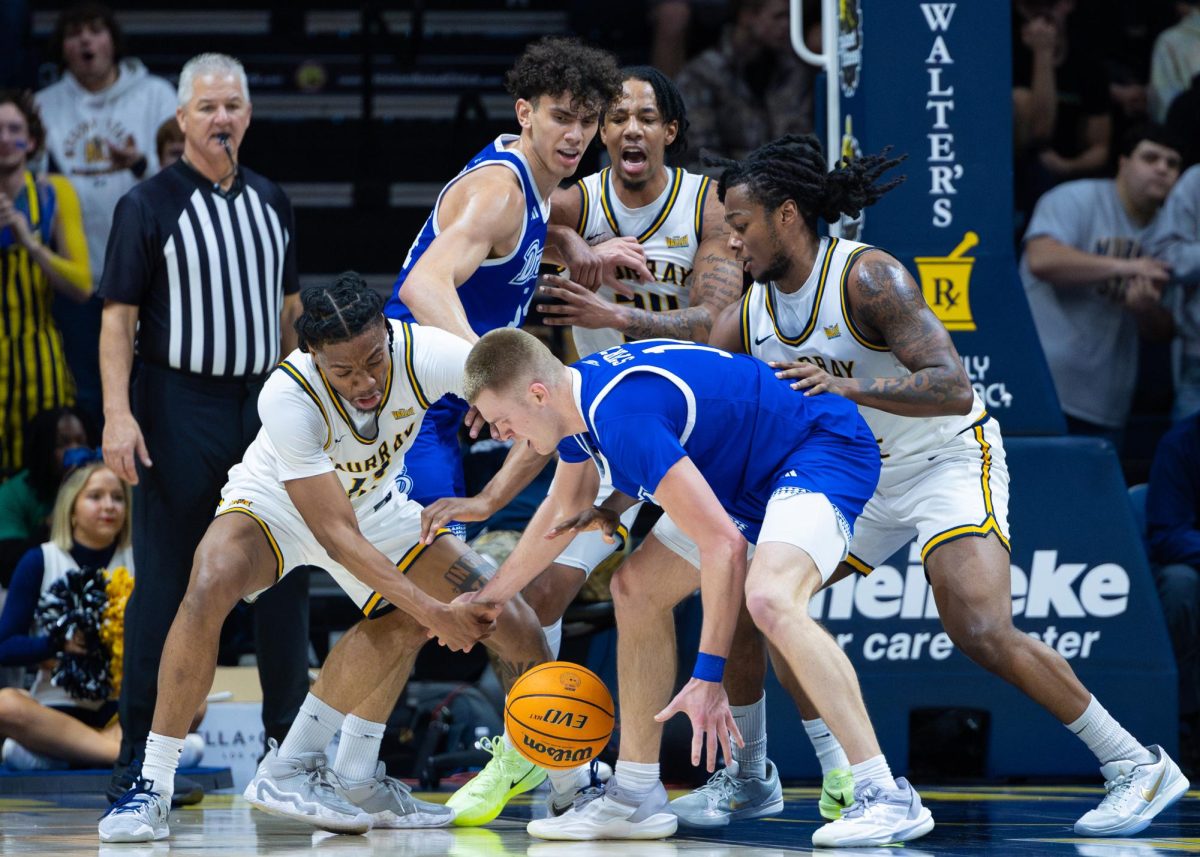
[116,364,310,769]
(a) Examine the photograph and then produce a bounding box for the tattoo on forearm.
[852,256,971,411]
[495,658,541,692]
[443,550,495,594]
[621,253,743,341]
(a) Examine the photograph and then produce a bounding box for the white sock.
[803,717,850,775]
[850,754,897,791]
[543,619,563,660]
[142,732,184,801]
[334,715,385,783]
[280,693,345,759]
[546,764,589,796]
[613,760,660,800]
[730,694,767,779]
[1067,695,1154,766]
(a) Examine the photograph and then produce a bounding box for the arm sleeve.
[0,548,55,666]
[1022,183,1089,248]
[1146,424,1200,566]
[258,374,336,482]
[408,323,472,402]
[97,192,156,304]
[145,78,179,174]
[45,175,91,295]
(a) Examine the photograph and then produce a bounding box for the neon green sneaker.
[447,736,547,826]
[819,767,855,820]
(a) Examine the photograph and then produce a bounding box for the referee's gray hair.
[464,329,565,404]
[177,53,250,108]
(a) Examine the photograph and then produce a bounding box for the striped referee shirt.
[97,159,298,378]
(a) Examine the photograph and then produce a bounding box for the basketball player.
[669,134,1188,840]
[98,275,551,843]
[381,36,625,827]
[450,328,935,846]
[420,66,744,669]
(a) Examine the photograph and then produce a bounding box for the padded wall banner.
[834,0,1065,435]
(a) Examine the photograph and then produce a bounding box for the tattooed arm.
[620,185,743,342]
[536,185,743,341]
[777,250,974,416]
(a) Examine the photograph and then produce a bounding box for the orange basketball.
[504,661,615,769]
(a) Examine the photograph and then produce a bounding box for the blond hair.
[49,463,132,552]
[463,328,566,403]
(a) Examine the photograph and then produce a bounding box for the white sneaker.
[98,779,170,842]
[1,737,68,771]
[241,739,370,834]
[1074,745,1189,836]
[527,776,677,841]
[179,734,205,769]
[336,761,455,828]
[811,777,934,847]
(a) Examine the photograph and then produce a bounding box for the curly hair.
[620,65,690,157]
[706,133,906,228]
[0,90,45,158]
[505,36,623,114]
[294,271,386,353]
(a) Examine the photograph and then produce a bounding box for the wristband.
[692,652,726,682]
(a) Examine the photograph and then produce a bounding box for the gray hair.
[177,53,249,108]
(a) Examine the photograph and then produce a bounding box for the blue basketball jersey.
[557,341,881,541]
[385,134,549,335]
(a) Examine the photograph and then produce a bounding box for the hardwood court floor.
[1,784,1197,855]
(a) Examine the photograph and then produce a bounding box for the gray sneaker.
[98,778,170,842]
[337,761,455,828]
[671,760,784,828]
[242,739,371,834]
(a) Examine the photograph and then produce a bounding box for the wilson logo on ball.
[505,661,615,769]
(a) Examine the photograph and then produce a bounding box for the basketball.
[504,661,615,769]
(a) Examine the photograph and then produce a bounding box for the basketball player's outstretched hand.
[546,505,620,543]
[462,405,498,441]
[655,677,744,773]
[421,495,494,543]
[770,360,845,398]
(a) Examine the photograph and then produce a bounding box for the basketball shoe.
[242,739,370,834]
[98,776,170,842]
[446,736,547,826]
[811,777,934,847]
[1074,745,1189,836]
[670,760,783,828]
[527,776,677,840]
[336,761,455,828]
[819,767,855,820]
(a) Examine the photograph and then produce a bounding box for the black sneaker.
[108,759,204,807]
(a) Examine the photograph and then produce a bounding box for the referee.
[98,53,309,804]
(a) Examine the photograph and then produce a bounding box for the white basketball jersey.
[230,320,470,514]
[741,236,985,463]
[570,166,712,356]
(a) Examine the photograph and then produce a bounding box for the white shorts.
[651,490,849,583]
[216,478,444,618]
[847,415,1011,573]
[549,472,639,577]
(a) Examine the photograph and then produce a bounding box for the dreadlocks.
[706,133,906,228]
[294,271,386,353]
